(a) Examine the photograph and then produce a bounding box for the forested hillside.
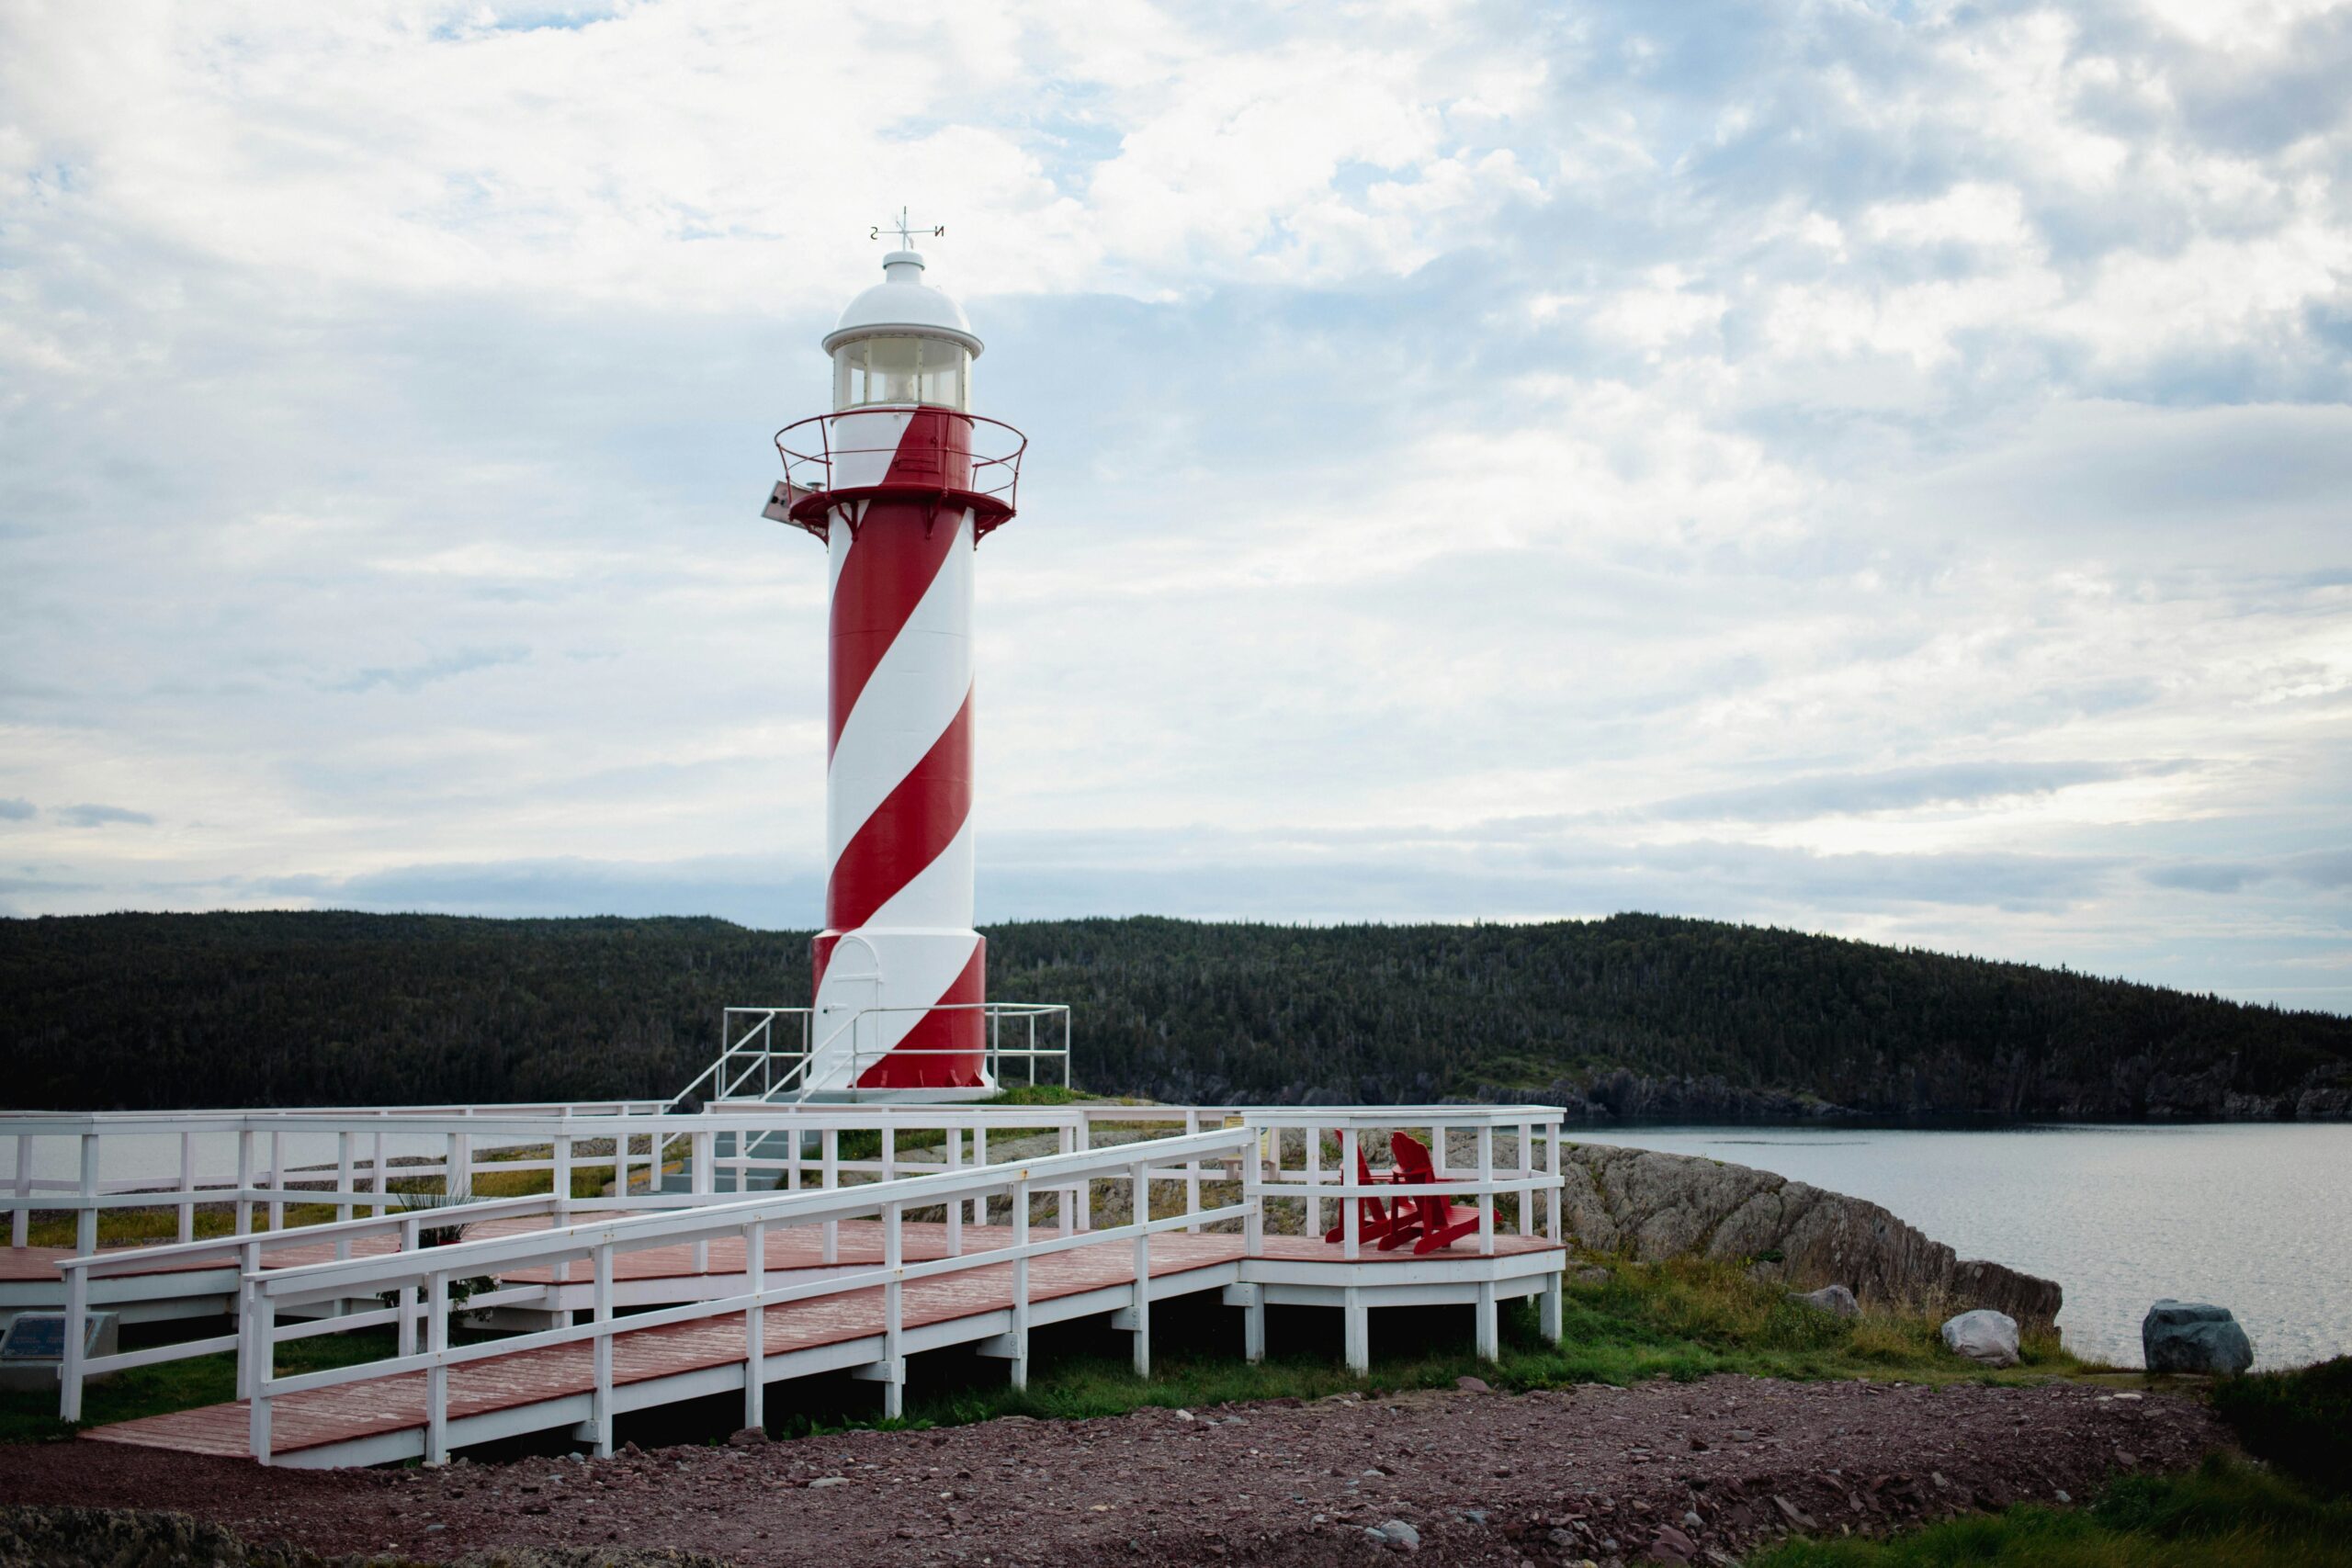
[2,911,2346,1118]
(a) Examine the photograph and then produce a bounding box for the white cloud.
[1,0,2347,1009]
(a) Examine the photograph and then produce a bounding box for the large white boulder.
[1940,1308,2020,1368]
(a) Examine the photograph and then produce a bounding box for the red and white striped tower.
[764,218,1024,1097]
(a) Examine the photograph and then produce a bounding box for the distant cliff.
[0,910,2345,1118]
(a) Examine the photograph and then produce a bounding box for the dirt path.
[0,1376,2223,1566]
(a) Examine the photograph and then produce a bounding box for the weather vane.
[871,206,944,248]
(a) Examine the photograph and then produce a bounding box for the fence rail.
[684,1001,1073,1106]
[3,1102,671,1254]
[28,1101,1567,1430]
[243,1125,1258,1462]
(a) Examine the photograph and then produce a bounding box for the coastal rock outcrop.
[2143,1300,2255,1374]
[1558,1143,2062,1327]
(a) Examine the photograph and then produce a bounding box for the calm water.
[1566,1122,2352,1371]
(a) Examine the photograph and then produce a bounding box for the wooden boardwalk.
[74,1224,1561,1462]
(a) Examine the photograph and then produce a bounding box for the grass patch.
[1748,1458,2352,1567]
[1525,1257,2087,1387]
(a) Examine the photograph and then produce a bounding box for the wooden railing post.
[881,1201,904,1419]
[1243,1146,1264,1257]
[267,1131,286,1232]
[1340,1126,1362,1260]
[690,1128,715,1272]
[1184,1110,1202,1234]
[336,1131,355,1224]
[820,1128,839,1264]
[233,1129,254,1238]
[613,1109,631,1201]
[177,1132,197,1244]
[1128,1159,1152,1379]
[425,1271,449,1464]
[248,1290,275,1462]
[742,1220,765,1433]
[591,1246,614,1456]
[554,1117,574,1225]
[454,1111,474,1199]
[969,1124,987,1226]
[75,1133,97,1258]
[944,1126,962,1257]
[1241,1145,1268,1363]
[1305,1126,1324,1244]
[58,1262,87,1422]
[10,1130,30,1248]
[1546,1122,1563,1245]
[234,1238,263,1397]
[1476,1124,1496,1258]
[1010,1180,1031,1392]
[1055,1123,1074,1234]
[398,1216,422,1359]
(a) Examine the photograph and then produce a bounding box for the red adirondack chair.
[1322,1132,1405,1246]
[1379,1132,1485,1255]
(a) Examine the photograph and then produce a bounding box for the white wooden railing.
[51,1191,602,1419]
[1,1102,668,1254]
[240,1126,1259,1462]
[36,1101,1566,1425]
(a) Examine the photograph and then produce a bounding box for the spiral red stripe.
[826,507,965,760]
[824,684,974,933]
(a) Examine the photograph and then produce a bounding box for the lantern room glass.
[833,335,969,411]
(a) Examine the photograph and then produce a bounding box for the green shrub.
[2211,1358,2352,1498]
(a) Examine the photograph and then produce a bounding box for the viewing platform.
[2,1101,1569,1468]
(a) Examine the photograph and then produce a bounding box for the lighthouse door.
[816,933,883,1092]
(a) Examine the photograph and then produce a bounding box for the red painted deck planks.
[75,1224,1562,1461]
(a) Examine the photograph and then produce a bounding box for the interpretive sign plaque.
[0,1314,72,1359]
[0,1311,118,1391]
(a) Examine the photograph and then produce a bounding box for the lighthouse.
[763,216,1024,1099]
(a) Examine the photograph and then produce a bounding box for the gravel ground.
[0,1376,2223,1567]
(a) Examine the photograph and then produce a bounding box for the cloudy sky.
[2,0,2347,1009]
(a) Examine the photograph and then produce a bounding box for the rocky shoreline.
[0,1378,2224,1567]
[1555,1145,2064,1328]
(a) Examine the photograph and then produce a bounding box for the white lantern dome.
[822,250,982,412]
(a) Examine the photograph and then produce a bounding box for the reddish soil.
[0,1376,2225,1566]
